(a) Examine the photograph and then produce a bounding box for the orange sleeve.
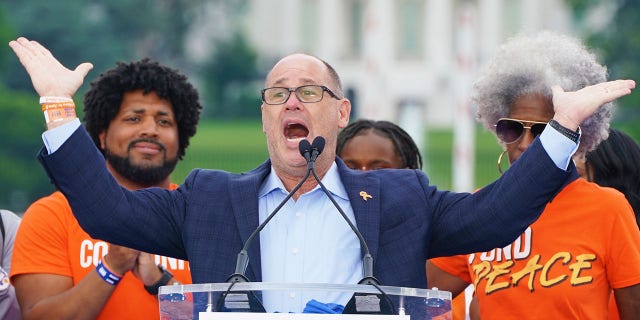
[602,189,640,289]
[430,255,472,284]
[10,192,75,280]
[428,256,472,320]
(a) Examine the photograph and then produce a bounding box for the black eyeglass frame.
[261,85,341,105]
[494,117,548,144]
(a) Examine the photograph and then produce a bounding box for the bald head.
[266,53,344,98]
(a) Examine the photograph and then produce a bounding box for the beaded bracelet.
[96,259,123,286]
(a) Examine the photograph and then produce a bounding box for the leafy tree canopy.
[566,0,640,139]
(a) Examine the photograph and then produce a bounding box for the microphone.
[299,139,313,163]
[309,136,324,162]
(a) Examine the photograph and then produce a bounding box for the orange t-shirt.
[11,186,192,320]
[430,179,640,319]
[451,290,467,320]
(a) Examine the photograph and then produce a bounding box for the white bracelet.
[39,96,73,104]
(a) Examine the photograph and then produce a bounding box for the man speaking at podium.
[9,37,635,313]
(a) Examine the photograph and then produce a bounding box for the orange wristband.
[41,101,77,125]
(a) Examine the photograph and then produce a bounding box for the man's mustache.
[127,138,166,153]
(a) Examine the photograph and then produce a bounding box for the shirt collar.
[259,162,349,201]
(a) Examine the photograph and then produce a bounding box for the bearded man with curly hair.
[10,59,202,319]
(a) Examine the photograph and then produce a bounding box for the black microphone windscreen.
[298,139,312,157]
[312,136,326,155]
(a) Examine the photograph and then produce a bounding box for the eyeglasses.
[494,118,547,144]
[261,85,341,105]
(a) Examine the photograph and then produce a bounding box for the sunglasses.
[495,118,547,144]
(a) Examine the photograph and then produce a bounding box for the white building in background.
[242,0,573,128]
[238,0,573,195]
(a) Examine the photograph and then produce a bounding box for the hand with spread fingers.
[8,37,93,98]
[552,79,636,130]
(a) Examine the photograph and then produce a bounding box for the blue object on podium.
[159,282,451,319]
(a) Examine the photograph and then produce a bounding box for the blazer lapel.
[228,159,384,281]
[228,160,271,282]
[336,160,381,262]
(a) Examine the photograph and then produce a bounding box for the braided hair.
[337,119,423,169]
[586,128,640,222]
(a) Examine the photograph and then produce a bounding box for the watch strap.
[144,265,173,295]
[548,119,580,143]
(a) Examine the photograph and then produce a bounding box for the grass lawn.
[424,127,503,191]
[172,120,504,190]
[173,120,268,181]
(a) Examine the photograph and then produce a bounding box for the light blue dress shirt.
[258,163,362,312]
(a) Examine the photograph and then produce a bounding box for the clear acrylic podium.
[159,282,451,320]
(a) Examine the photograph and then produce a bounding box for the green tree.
[0,8,15,73]
[1,0,206,91]
[0,5,52,213]
[0,0,211,212]
[0,0,257,211]
[567,0,640,140]
[0,88,54,213]
[201,32,262,119]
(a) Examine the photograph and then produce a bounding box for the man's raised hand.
[552,79,636,130]
[8,37,93,99]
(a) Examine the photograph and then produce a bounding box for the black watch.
[548,119,580,143]
[144,265,173,295]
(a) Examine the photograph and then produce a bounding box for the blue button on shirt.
[258,162,363,312]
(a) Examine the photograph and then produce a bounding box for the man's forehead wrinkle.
[271,75,318,87]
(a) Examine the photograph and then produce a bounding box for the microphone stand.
[226,139,315,283]
[220,137,393,314]
[305,137,395,315]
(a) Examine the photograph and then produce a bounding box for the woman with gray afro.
[474,30,611,164]
[427,31,640,319]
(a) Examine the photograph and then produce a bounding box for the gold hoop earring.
[497,151,507,175]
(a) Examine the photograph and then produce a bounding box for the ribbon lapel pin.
[359,191,372,201]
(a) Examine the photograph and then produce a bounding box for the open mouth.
[284,122,309,142]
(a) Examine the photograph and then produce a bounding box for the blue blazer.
[39,127,574,289]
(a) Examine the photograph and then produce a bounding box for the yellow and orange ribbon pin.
[359,191,372,201]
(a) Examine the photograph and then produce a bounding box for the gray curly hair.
[473,31,612,159]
